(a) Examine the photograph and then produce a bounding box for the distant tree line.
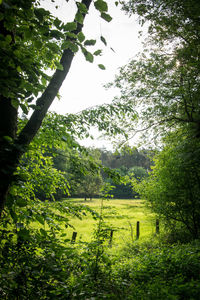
[9,115,154,203]
[45,145,154,200]
[99,147,154,199]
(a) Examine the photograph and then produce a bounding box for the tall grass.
[64,198,157,250]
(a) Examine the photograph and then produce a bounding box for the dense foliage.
[135,131,200,239]
[1,226,200,299]
[109,0,200,239]
[1,0,132,216]
[99,147,152,198]
[108,0,200,143]
[1,0,200,298]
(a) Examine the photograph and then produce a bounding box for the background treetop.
[105,0,200,145]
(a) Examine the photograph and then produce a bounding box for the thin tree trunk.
[0,0,92,218]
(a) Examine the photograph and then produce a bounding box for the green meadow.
[64,198,157,249]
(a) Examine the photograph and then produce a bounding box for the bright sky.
[41,0,144,148]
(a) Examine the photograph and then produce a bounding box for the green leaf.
[5,34,12,44]
[35,40,43,49]
[20,104,29,115]
[10,209,17,222]
[40,228,47,236]
[54,18,62,29]
[50,29,64,39]
[94,49,102,56]
[64,22,77,31]
[66,32,77,39]
[36,214,45,225]
[94,0,108,12]
[47,42,60,53]
[15,198,27,207]
[84,39,96,46]
[17,66,22,72]
[24,29,32,39]
[84,51,94,63]
[34,8,48,23]
[77,2,88,14]
[68,42,79,53]
[11,99,19,109]
[61,40,70,50]
[41,77,46,86]
[77,32,85,42]
[100,35,107,46]
[62,136,68,142]
[55,61,64,70]
[101,12,112,22]
[75,12,83,24]
[98,64,106,70]
[18,228,30,240]
[3,136,13,143]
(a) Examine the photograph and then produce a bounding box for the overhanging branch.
[17,0,92,148]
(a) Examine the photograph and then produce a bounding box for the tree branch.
[17,0,92,149]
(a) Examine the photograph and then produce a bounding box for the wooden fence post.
[71,231,77,243]
[156,219,160,234]
[136,221,140,239]
[109,229,114,247]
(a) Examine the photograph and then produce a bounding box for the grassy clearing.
[64,198,157,250]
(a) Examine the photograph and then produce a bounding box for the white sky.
[41,0,145,148]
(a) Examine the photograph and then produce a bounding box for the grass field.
[64,198,157,250]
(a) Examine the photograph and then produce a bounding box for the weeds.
[1,199,200,299]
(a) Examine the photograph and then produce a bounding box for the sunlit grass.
[63,198,157,250]
[29,198,158,252]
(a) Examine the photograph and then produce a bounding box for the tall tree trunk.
[0,0,92,218]
[0,96,18,215]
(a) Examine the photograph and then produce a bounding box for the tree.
[99,147,152,198]
[71,148,103,200]
[76,173,103,200]
[10,139,69,203]
[109,0,200,143]
[0,0,116,217]
[112,0,200,238]
[128,166,148,181]
[137,131,200,239]
[100,146,153,170]
[106,169,135,199]
[106,165,148,199]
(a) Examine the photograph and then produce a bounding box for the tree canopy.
[0,0,125,216]
[1,1,200,298]
[108,0,200,143]
[118,0,200,238]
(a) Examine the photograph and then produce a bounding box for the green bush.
[136,133,200,240]
[112,240,200,299]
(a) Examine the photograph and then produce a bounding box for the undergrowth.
[0,198,200,299]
